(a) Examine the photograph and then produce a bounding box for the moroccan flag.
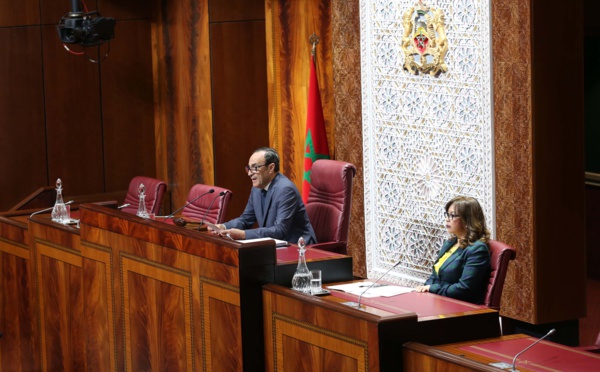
[302,55,330,203]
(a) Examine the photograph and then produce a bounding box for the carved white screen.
[360,0,495,285]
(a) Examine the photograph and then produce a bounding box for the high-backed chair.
[181,184,232,224]
[485,239,517,310]
[576,331,600,354]
[305,160,357,255]
[121,176,167,216]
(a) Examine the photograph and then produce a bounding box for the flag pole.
[309,33,320,58]
[302,32,329,203]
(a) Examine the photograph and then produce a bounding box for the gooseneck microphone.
[511,329,556,371]
[162,189,214,222]
[355,260,401,309]
[197,191,227,230]
[30,200,74,217]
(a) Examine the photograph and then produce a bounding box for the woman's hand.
[415,285,430,293]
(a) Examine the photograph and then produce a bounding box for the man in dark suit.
[213,147,317,244]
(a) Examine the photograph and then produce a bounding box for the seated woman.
[415,196,491,304]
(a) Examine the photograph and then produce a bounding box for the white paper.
[327,282,415,298]
[236,237,289,247]
[203,221,223,232]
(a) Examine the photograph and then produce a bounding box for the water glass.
[310,269,322,294]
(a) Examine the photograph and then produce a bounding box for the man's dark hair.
[254,147,280,172]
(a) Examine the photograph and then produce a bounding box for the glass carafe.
[51,178,68,223]
[136,183,150,218]
[291,237,312,293]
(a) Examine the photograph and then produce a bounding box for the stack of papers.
[236,237,289,247]
[327,282,415,298]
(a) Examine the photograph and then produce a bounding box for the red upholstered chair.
[577,332,600,354]
[305,160,357,255]
[121,176,167,216]
[181,184,232,224]
[485,239,517,310]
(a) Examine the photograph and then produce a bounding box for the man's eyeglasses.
[444,212,460,220]
[245,163,268,173]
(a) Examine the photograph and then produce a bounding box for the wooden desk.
[263,282,500,372]
[327,281,501,346]
[2,204,352,371]
[263,283,417,372]
[0,211,38,372]
[403,334,600,371]
[274,245,353,286]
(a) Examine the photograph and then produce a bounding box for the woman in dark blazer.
[415,196,491,304]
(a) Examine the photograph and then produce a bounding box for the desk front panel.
[263,283,417,372]
[0,214,38,372]
[404,334,600,372]
[327,283,501,345]
[275,246,353,286]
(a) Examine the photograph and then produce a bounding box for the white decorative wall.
[360,0,495,285]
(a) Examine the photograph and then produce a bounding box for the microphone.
[30,200,74,217]
[510,329,556,371]
[342,260,401,309]
[196,191,227,230]
[117,203,130,209]
[162,189,214,222]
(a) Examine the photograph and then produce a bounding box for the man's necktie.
[261,189,267,210]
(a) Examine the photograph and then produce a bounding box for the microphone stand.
[197,191,226,230]
[511,329,556,371]
[343,260,401,309]
[162,189,214,222]
[30,200,74,217]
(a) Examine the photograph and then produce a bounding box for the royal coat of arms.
[401,1,449,77]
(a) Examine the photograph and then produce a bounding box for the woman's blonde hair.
[445,196,490,248]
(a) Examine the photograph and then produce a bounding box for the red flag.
[302,55,330,203]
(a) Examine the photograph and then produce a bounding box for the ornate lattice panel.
[361,0,494,286]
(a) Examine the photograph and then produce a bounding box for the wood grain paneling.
[99,0,151,20]
[0,0,40,26]
[40,0,75,25]
[78,204,276,370]
[31,221,85,371]
[211,20,269,221]
[152,0,214,212]
[492,0,586,323]
[0,221,38,372]
[42,24,105,196]
[530,0,585,323]
[331,0,365,274]
[209,0,265,23]
[101,20,156,192]
[0,27,48,211]
[266,0,333,185]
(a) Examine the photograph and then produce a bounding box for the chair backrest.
[181,184,232,224]
[485,239,517,310]
[305,160,356,254]
[121,176,167,216]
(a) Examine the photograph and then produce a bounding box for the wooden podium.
[1,204,352,371]
[0,211,39,372]
[404,334,600,371]
[263,283,501,372]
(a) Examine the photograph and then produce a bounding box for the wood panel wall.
[0,0,156,210]
[210,0,269,222]
[265,0,334,184]
[153,0,269,221]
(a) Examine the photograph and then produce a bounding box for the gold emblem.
[401,1,449,77]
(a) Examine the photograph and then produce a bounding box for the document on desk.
[328,282,415,298]
[236,237,289,248]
